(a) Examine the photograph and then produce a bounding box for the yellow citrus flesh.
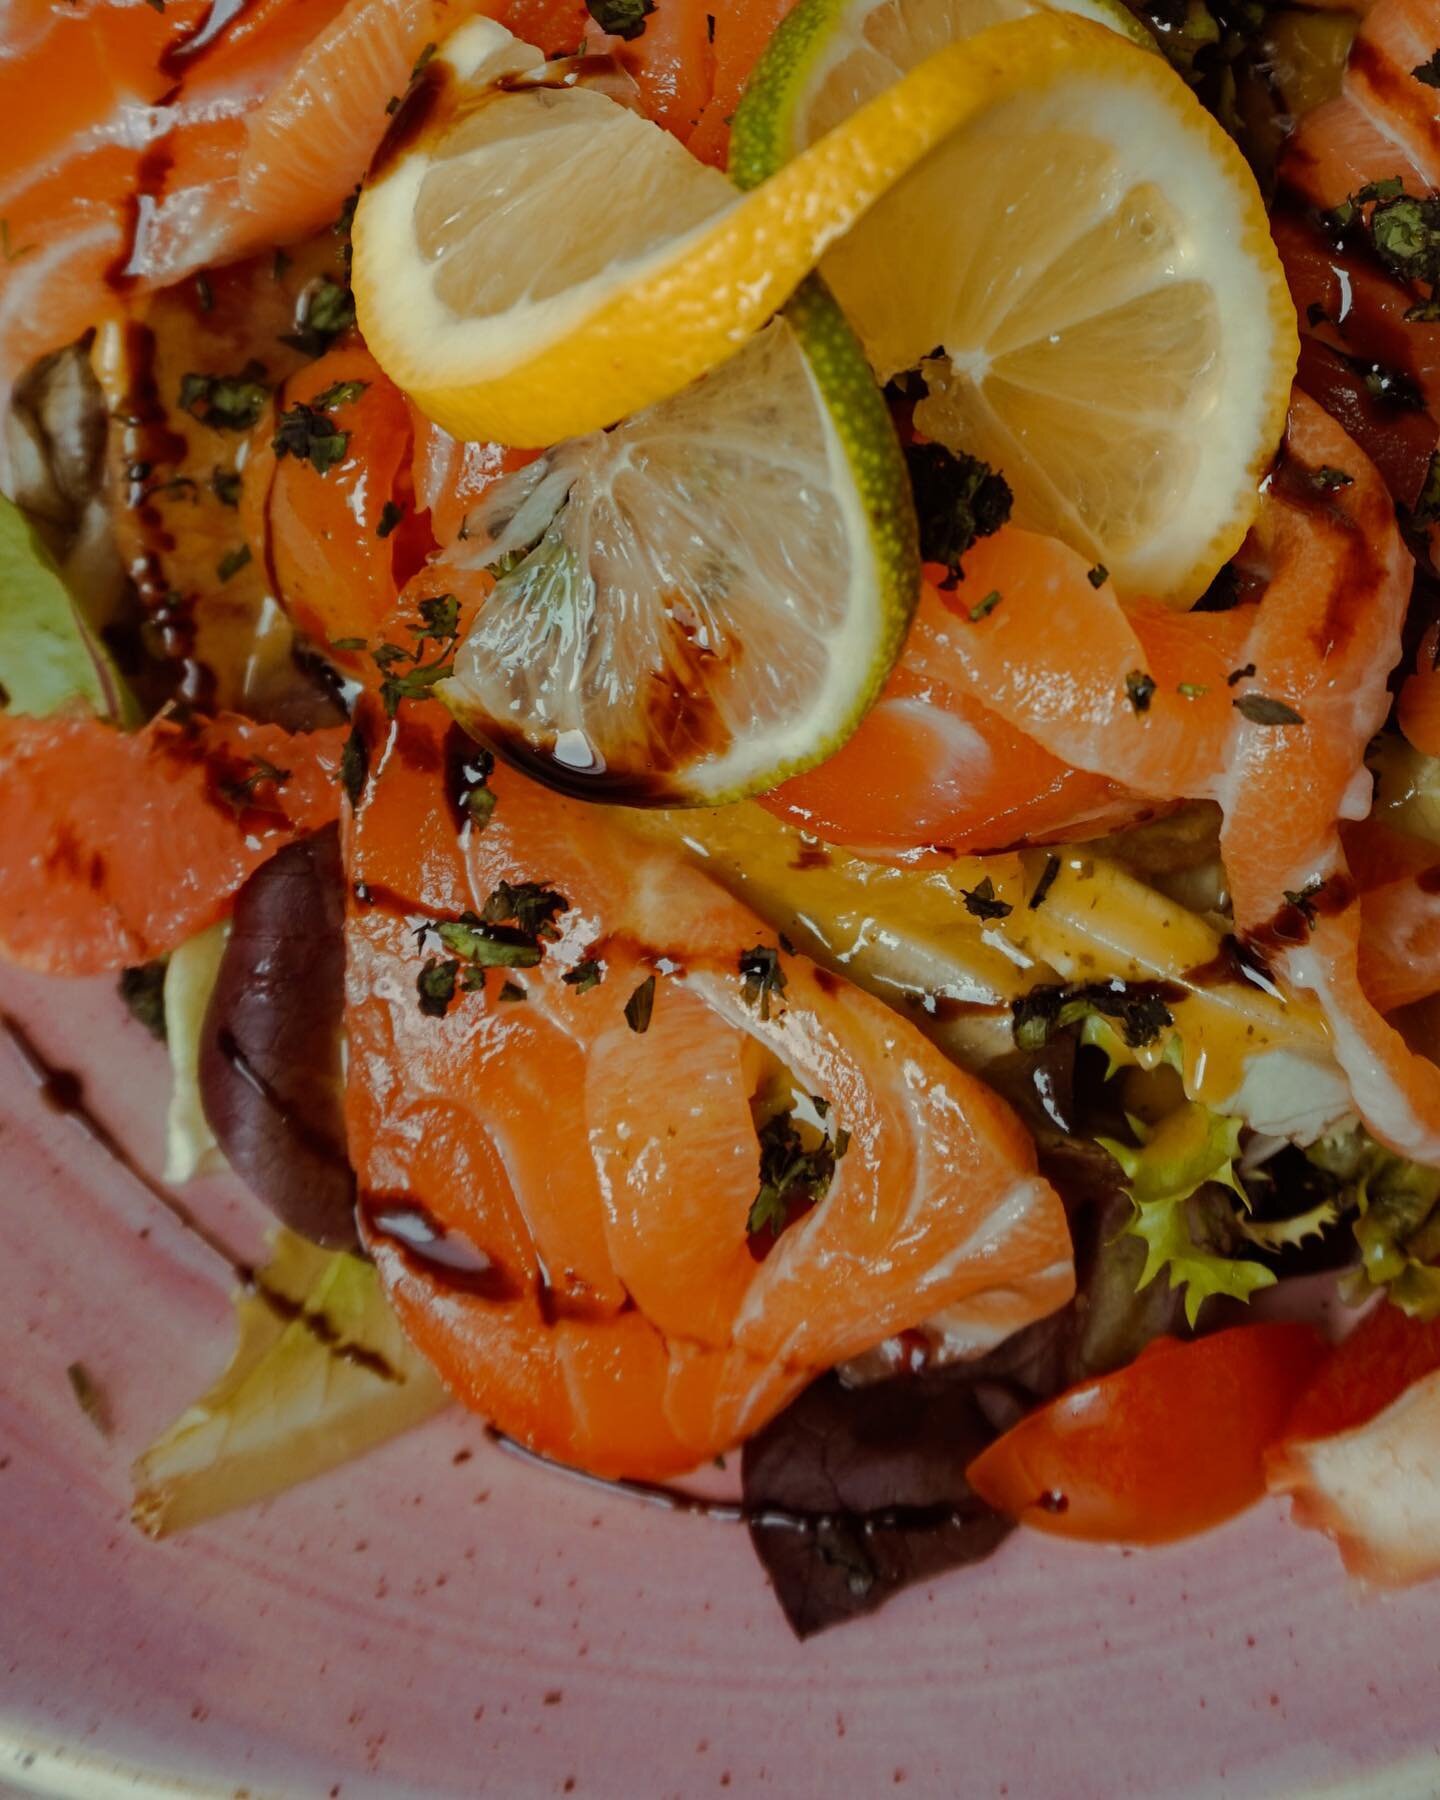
[731,0,1297,601]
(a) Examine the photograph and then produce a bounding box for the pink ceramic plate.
[4,956,1440,1800]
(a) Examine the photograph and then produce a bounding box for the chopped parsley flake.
[968,589,1002,622]
[371,594,462,716]
[739,944,787,1020]
[1177,681,1209,700]
[563,959,604,993]
[216,544,251,582]
[339,721,369,807]
[1012,979,1175,1053]
[1311,465,1354,492]
[377,500,405,539]
[497,980,527,1003]
[273,380,366,475]
[1412,452,1440,528]
[747,1111,848,1248]
[1283,880,1326,926]
[904,443,1013,587]
[480,880,568,939]
[625,974,657,1034]
[961,876,1013,920]
[1233,693,1305,726]
[1415,49,1440,85]
[281,277,357,358]
[1028,855,1061,911]
[1227,662,1256,686]
[179,364,270,431]
[1086,564,1109,588]
[417,958,459,1018]
[210,466,242,507]
[1125,670,1157,714]
[586,0,655,39]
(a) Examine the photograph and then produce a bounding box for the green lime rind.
[728,0,851,191]
[762,274,920,799]
[730,0,1157,191]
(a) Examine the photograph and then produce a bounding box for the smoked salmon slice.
[344,664,1073,1478]
[764,581,1154,857]
[0,710,345,974]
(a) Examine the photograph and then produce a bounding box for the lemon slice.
[438,285,918,804]
[354,10,1266,466]
[731,0,1298,602]
[728,0,1155,186]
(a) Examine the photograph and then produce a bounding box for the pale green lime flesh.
[440,281,919,808]
[730,0,1155,191]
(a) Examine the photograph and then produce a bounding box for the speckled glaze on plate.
[3,958,1440,1800]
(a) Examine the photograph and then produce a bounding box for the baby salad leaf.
[0,492,135,721]
[1102,1101,1275,1326]
[741,1368,1012,1639]
[162,920,230,1184]
[1308,1128,1440,1319]
[132,1229,448,1537]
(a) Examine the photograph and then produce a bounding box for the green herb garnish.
[281,278,357,358]
[747,1111,848,1247]
[961,876,1013,920]
[1125,670,1157,714]
[904,443,1012,587]
[1233,693,1305,726]
[273,380,366,475]
[586,0,655,39]
[179,364,270,431]
[625,974,657,1033]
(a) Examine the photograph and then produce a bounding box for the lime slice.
[730,0,1296,603]
[438,283,919,805]
[729,0,1155,191]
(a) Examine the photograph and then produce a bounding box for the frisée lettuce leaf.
[1102,1101,1276,1326]
[132,1229,447,1537]
[0,491,135,721]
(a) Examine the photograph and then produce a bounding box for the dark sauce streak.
[444,724,492,830]
[111,325,217,707]
[1265,443,1387,660]
[483,1426,991,1536]
[1246,873,1358,957]
[0,1011,248,1278]
[1418,865,1440,896]
[215,1027,350,1175]
[350,880,446,922]
[361,1196,523,1301]
[1,1013,399,1381]
[1183,933,1284,999]
[480,720,682,807]
[250,1281,400,1383]
[369,59,454,182]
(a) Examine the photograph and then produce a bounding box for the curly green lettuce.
[1101,1101,1275,1327]
[1307,1129,1440,1319]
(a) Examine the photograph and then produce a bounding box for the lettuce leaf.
[0,491,135,721]
[132,1229,448,1536]
[1101,1101,1276,1326]
[162,921,230,1183]
[1308,1128,1440,1319]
